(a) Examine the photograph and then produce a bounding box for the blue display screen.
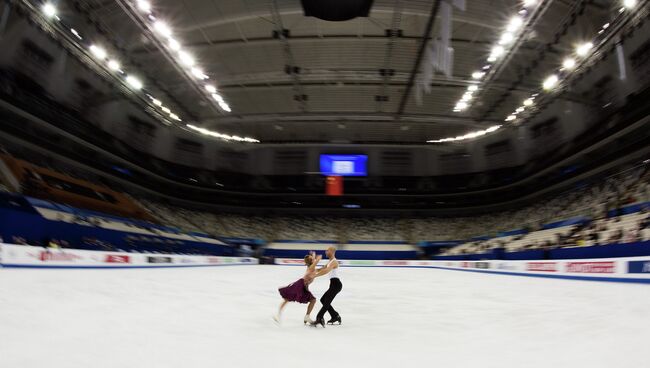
[320,154,367,176]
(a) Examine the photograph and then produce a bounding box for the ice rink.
[1,265,649,368]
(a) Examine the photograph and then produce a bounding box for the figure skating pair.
[274,247,343,327]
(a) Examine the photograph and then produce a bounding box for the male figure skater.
[311,246,343,327]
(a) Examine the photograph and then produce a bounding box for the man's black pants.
[316,278,342,321]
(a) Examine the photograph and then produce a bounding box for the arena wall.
[3,243,649,284]
[0,244,257,268]
[274,257,650,284]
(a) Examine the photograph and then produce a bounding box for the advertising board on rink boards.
[0,244,258,268]
[274,257,650,280]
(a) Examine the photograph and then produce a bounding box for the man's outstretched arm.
[315,261,336,277]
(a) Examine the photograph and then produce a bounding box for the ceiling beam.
[378,0,405,113]
[111,0,222,118]
[469,0,556,119]
[395,0,440,118]
[160,76,540,94]
[269,0,307,112]
[200,112,495,129]
[177,7,501,33]
[477,0,598,121]
[129,35,544,55]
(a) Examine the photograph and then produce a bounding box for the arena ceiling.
[67,0,616,143]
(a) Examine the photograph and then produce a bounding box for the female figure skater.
[274,251,322,324]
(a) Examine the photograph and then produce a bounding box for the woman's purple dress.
[279,278,314,304]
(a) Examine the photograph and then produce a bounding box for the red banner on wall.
[565,261,615,274]
[326,175,343,196]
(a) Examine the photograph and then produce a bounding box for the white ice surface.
[1,265,649,368]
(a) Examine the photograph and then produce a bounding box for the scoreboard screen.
[320,154,367,176]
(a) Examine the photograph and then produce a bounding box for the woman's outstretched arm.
[315,261,335,277]
[309,254,322,271]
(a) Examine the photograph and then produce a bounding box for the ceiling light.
[161,107,171,114]
[191,68,208,79]
[505,115,516,121]
[456,101,468,110]
[487,56,497,62]
[42,3,57,18]
[542,74,559,90]
[516,107,524,113]
[471,71,485,79]
[486,125,501,133]
[467,85,478,92]
[70,28,82,40]
[137,1,152,13]
[205,85,216,93]
[178,51,195,66]
[169,113,180,121]
[220,103,232,112]
[523,0,537,7]
[152,98,162,106]
[499,32,514,45]
[154,21,172,38]
[562,58,576,69]
[623,0,637,8]
[186,124,256,142]
[107,59,120,71]
[137,0,151,12]
[126,75,143,90]
[212,93,224,103]
[492,45,505,57]
[576,42,593,57]
[523,98,533,106]
[506,16,524,33]
[461,92,473,101]
[168,38,181,51]
[89,45,107,59]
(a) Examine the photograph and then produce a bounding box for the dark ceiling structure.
[48,0,630,143]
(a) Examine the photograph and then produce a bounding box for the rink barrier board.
[0,264,254,269]
[0,244,258,268]
[274,257,650,284]
[423,266,650,284]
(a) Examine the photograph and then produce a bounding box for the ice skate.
[327,315,341,325]
[310,318,325,328]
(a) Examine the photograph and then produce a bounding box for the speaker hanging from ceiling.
[301,0,374,21]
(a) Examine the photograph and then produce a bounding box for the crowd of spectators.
[131,163,648,246]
